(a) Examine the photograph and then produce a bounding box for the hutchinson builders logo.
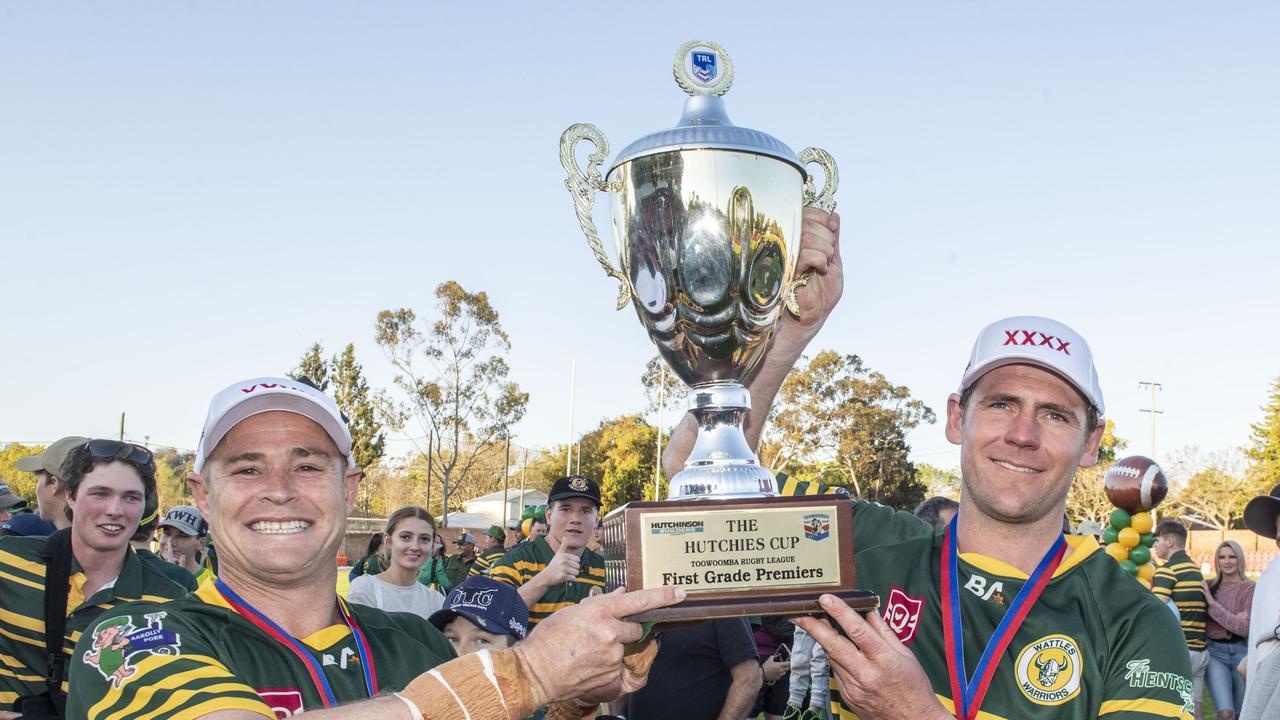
[650,519,704,536]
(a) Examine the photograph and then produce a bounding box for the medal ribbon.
[215,578,379,707]
[940,514,1065,720]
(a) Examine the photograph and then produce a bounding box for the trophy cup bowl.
[561,41,875,622]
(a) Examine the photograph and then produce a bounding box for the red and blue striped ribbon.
[215,578,379,707]
[940,515,1065,720]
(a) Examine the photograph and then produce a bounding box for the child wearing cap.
[429,575,529,655]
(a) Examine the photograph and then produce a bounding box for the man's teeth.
[994,460,1037,474]
[251,520,311,534]
[101,524,123,532]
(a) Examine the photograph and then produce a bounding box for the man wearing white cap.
[69,376,681,720]
[664,213,1192,719]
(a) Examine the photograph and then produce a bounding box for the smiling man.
[491,475,608,625]
[0,440,186,717]
[68,377,680,720]
[662,209,1194,720]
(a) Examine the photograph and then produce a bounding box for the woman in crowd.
[348,532,386,581]
[1203,540,1255,719]
[347,506,446,619]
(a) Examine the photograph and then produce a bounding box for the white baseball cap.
[194,377,354,473]
[958,316,1104,416]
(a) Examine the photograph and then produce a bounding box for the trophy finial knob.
[673,40,734,97]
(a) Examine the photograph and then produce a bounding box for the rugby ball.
[1104,455,1168,513]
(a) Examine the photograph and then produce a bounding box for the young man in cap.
[131,493,200,592]
[470,524,509,576]
[68,377,681,720]
[1152,518,1209,717]
[0,439,187,717]
[491,475,607,625]
[17,435,88,530]
[443,532,478,589]
[159,504,215,586]
[664,210,1193,720]
[0,481,28,523]
[1241,484,1280,719]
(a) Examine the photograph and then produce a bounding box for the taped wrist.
[399,649,538,720]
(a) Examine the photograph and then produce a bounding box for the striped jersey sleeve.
[68,602,273,720]
[470,546,506,576]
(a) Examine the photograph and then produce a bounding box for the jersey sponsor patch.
[258,688,305,718]
[962,573,1006,604]
[1015,634,1082,705]
[1124,658,1195,715]
[81,612,181,689]
[884,586,924,644]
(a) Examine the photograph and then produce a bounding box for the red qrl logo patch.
[257,688,305,718]
[1003,330,1071,354]
[884,586,925,645]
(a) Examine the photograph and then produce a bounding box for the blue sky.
[2,3,1276,477]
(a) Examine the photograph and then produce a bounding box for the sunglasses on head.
[84,439,155,469]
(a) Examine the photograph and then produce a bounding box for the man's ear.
[1077,420,1105,470]
[343,466,363,514]
[944,393,965,446]
[188,472,211,517]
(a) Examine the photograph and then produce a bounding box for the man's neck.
[954,505,1065,577]
[218,565,341,638]
[71,532,128,598]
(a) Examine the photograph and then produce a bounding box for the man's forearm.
[716,660,763,720]
[517,575,547,609]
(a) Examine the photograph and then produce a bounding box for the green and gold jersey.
[0,535,187,709]
[67,578,456,720]
[824,502,1194,720]
[489,535,606,624]
[1151,549,1207,651]
[470,545,507,576]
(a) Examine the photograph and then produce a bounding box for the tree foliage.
[1164,446,1270,530]
[153,447,195,510]
[576,415,661,512]
[917,464,961,500]
[766,351,935,510]
[0,443,42,506]
[289,342,386,476]
[640,356,689,416]
[1247,376,1280,487]
[375,282,528,524]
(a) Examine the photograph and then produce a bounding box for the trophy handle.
[785,147,840,316]
[560,123,633,311]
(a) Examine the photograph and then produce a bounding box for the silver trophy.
[561,40,837,501]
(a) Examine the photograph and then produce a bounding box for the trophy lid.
[609,41,805,176]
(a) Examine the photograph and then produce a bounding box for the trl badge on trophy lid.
[560,41,873,623]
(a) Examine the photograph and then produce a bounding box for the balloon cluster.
[1103,507,1156,582]
[519,504,547,537]
[1101,455,1169,587]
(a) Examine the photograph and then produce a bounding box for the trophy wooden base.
[602,495,878,623]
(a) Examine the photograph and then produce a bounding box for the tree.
[1164,447,1270,533]
[376,282,529,524]
[0,443,43,505]
[767,351,935,510]
[153,447,195,509]
[576,415,660,511]
[640,356,689,416]
[1247,376,1280,486]
[289,342,386,474]
[917,464,961,499]
[292,343,330,390]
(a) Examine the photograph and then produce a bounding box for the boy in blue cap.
[429,575,530,655]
